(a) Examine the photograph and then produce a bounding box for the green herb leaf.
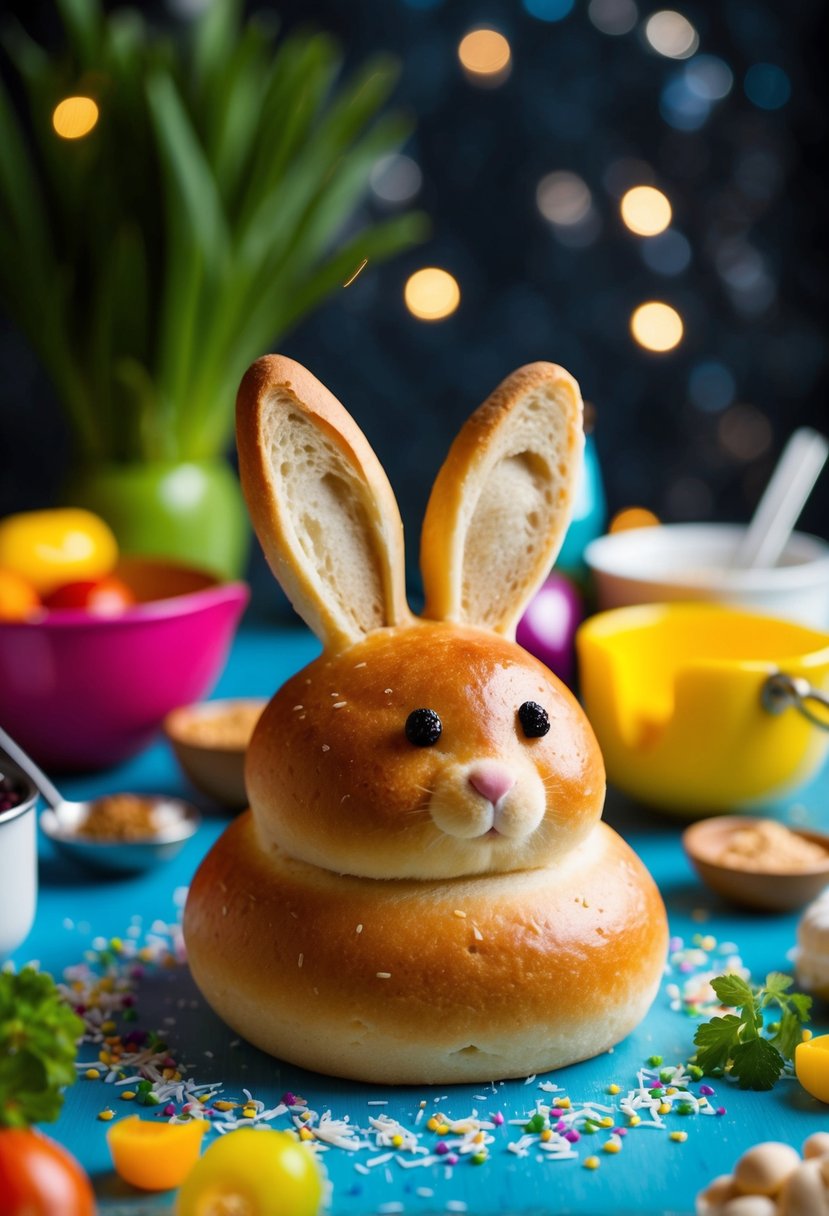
[770,1009,807,1063]
[762,972,794,1003]
[0,968,84,1129]
[730,1037,785,1091]
[692,1014,743,1074]
[790,993,813,1022]
[710,973,755,1010]
[692,971,811,1090]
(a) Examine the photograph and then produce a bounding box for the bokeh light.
[404,268,461,321]
[458,29,511,84]
[620,185,672,236]
[609,506,661,532]
[630,301,684,352]
[684,55,733,101]
[715,239,777,317]
[52,96,99,140]
[522,0,575,21]
[660,76,711,130]
[717,404,773,461]
[370,154,422,205]
[644,11,699,60]
[587,0,638,36]
[640,229,691,276]
[688,361,736,413]
[536,171,592,226]
[744,63,791,110]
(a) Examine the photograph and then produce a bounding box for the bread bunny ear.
[236,356,411,651]
[420,362,584,637]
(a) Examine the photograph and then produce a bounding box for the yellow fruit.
[0,509,118,595]
[0,568,40,620]
[176,1128,323,1216]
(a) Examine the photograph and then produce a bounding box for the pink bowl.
[0,559,249,771]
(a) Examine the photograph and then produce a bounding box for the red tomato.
[0,1128,95,1216]
[45,575,135,616]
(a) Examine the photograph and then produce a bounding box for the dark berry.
[405,708,442,747]
[518,701,550,738]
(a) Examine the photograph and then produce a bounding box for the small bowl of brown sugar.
[41,791,200,874]
[682,816,829,912]
[163,699,267,810]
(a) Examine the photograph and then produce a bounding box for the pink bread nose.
[468,762,516,805]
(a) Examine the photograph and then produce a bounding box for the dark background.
[1,0,827,597]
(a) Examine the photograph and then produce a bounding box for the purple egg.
[516,573,583,687]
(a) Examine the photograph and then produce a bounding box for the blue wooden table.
[11,618,829,1216]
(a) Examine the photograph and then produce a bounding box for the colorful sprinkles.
[44,907,753,1216]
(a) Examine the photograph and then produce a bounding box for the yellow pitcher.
[576,603,829,815]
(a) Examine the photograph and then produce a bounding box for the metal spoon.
[0,724,200,874]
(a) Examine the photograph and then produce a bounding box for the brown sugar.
[180,702,263,750]
[77,794,160,841]
[716,820,829,873]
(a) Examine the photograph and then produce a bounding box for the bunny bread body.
[185,356,668,1084]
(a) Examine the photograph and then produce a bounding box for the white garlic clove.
[778,1158,829,1216]
[803,1132,829,1160]
[735,1143,802,1196]
[721,1197,778,1216]
[697,1174,738,1214]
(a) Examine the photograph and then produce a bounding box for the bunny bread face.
[183,355,668,1085]
[237,357,603,879]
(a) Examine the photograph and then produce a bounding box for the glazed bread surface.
[184,812,668,1085]
[246,620,606,880]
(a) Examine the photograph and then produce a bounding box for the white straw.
[735,427,828,568]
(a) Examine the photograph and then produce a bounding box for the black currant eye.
[518,701,550,738]
[405,708,442,747]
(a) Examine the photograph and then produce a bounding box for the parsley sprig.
[0,967,84,1128]
[692,971,812,1091]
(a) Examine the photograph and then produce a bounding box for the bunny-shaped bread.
[184,356,667,1084]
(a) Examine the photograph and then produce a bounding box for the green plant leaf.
[710,974,755,1011]
[233,31,340,238]
[770,1009,806,1063]
[54,0,103,64]
[730,1037,784,1091]
[692,1013,742,1075]
[190,0,244,105]
[761,972,794,1004]
[0,7,421,462]
[235,53,399,272]
[87,221,151,456]
[146,68,230,450]
[295,112,414,267]
[0,968,84,1129]
[205,21,275,207]
[192,210,427,455]
[790,993,813,1021]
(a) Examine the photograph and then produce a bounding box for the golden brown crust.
[420,362,583,635]
[236,355,411,651]
[184,813,668,1084]
[245,620,606,880]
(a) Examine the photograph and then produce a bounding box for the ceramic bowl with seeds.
[682,816,829,912]
[163,699,266,810]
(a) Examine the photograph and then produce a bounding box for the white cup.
[0,766,37,959]
[585,524,829,630]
